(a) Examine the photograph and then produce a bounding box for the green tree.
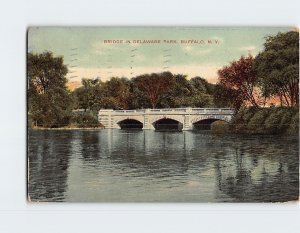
[213,83,242,109]
[254,31,299,106]
[190,76,215,95]
[160,74,193,107]
[127,81,150,109]
[160,75,215,108]
[27,52,68,94]
[102,77,131,109]
[73,78,102,112]
[28,52,73,127]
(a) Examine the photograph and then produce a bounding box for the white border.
[0,0,299,232]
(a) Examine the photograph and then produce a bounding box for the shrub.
[211,120,230,134]
[278,110,293,133]
[287,112,299,135]
[70,113,102,128]
[247,109,270,133]
[264,108,285,133]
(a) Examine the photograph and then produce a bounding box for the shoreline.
[29,127,104,130]
[28,127,298,136]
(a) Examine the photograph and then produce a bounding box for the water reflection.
[28,130,73,201]
[28,129,299,202]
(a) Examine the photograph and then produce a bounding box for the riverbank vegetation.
[27,31,299,134]
[229,106,299,134]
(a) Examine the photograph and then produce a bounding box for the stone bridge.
[98,108,234,130]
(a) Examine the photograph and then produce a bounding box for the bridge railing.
[99,108,234,114]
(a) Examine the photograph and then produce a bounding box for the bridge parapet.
[99,108,234,115]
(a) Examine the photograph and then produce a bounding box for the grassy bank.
[28,112,103,129]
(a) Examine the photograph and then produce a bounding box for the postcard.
[27,27,299,202]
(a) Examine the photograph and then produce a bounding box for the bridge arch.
[150,115,184,130]
[191,115,231,124]
[117,119,143,129]
[191,116,230,130]
[114,116,144,129]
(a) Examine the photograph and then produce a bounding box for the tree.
[160,74,193,108]
[102,77,131,109]
[213,83,243,109]
[28,51,73,127]
[127,81,150,109]
[217,55,259,108]
[254,31,299,106]
[190,76,215,95]
[73,78,102,112]
[134,72,174,109]
[27,52,68,94]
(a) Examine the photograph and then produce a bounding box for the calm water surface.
[28,129,299,202]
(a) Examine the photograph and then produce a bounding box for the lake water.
[28,129,299,202]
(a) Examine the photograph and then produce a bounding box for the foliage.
[27,52,68,94]
[28,52,73,128]
[159,75,214,108]
[190,76,215,95]
[70,113,101,128]
[72,78,102,112]
[264,108,285,133]
[254,31,299,106]
[133,72,174,109]
[213,84,242,109]
[103,77,131,109]
[231,106,299,134]
[217,55,259,108]
[287,111,299,134]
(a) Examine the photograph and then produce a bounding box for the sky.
[28,27,291,85]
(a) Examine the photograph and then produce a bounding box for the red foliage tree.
[134,72,174,109]
[217,55,259,108]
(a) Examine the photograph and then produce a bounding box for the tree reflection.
[28,130,73,201]
[215,138,299,202]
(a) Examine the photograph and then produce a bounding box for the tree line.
[28,31,299,130]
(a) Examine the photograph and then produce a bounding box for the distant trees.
[58,70,217,115]
[160,74,193,107]
[254,31,299,106]
[103,77,131,109]
[149,74,214,108]
[72,78,102,112]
